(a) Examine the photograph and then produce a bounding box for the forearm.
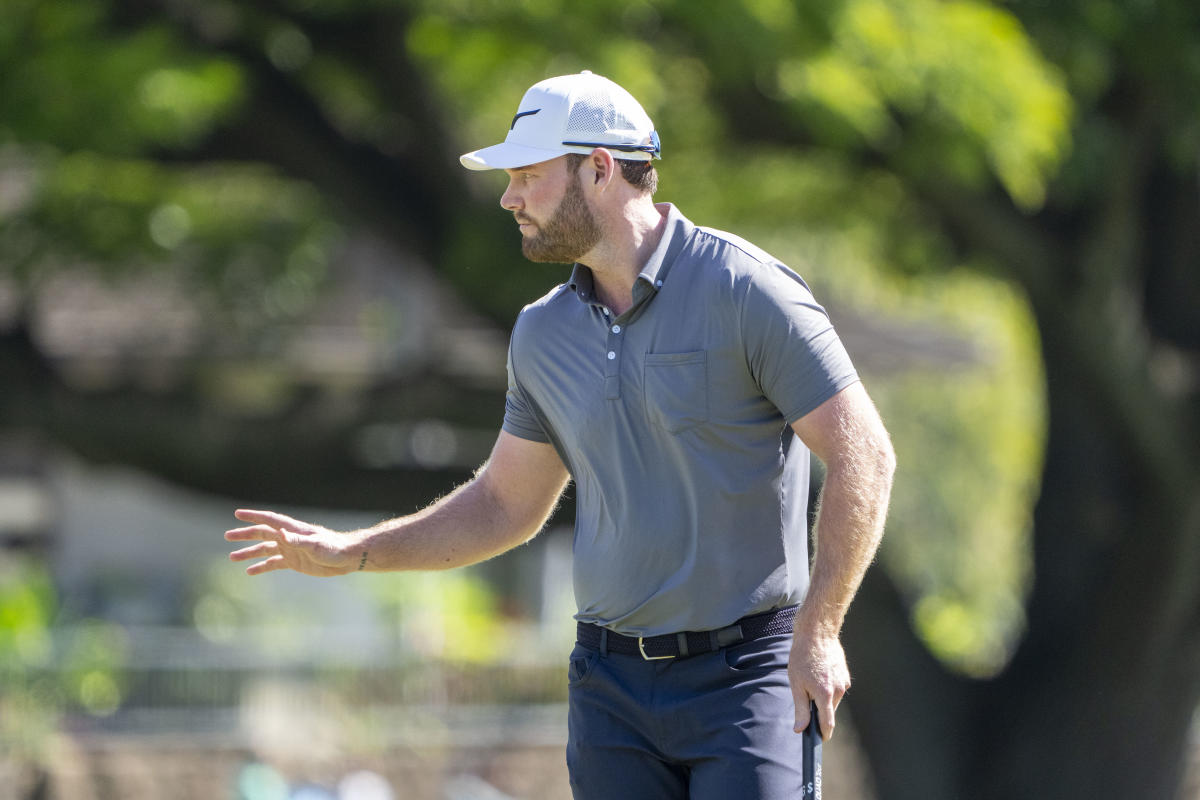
[780,383,894,737]
[796,438,895,636]
[227,432,569,579]
[355,473,551,573]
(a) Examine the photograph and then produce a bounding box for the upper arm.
[476,430,570,538]
[739,264,859,424]
[790,382,894,471]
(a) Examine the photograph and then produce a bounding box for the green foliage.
[0,558,130,759]
[0,0,337,333]
[871,278,1045,676]
[366,570,510,664]
[192,558,514,664]
[1011,0,1200,217]
[403,0,1071,329]
[4,145,341,338]
[0,560,59,761]
[408,0,1070,211]
[60,619,129,717]
[782,0,1072,209]
[0,2,244,154]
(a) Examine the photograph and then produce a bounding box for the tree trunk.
[975,314,1200,798]
[845,299,1200,800]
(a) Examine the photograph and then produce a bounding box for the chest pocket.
[644,350,709,433]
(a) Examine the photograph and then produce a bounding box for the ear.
[584,148,618,191]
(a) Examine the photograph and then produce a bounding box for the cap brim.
[459,142,574,171]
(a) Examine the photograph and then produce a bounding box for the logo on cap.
[510,109,541,130]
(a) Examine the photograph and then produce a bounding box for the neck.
[581,200,667,316]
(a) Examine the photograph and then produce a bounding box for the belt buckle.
[638,636,674,661]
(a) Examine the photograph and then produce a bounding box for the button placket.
[604,316,623,400]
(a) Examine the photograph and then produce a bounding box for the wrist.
[341,528,374,573]
[793,604,842,641]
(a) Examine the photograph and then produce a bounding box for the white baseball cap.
[460,71,661,171]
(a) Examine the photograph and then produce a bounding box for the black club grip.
[802,701,822,799]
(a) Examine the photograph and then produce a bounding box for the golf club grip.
[802,700,822,799]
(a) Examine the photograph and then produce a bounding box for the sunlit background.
[3,1,1199,799]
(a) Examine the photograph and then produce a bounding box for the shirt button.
[603,307,611,316]
[611,325,621,334]
[656,280,663,287]
[607,351,616,360]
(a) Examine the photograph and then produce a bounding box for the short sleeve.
[502,330,551,443]
[740,262,860,424]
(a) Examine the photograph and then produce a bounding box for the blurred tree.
[1,0,1198,798]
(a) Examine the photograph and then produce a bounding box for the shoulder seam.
[693,226,774,266]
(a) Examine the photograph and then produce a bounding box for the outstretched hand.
[225,509,362,577]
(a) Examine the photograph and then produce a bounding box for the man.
[226,71,895,799]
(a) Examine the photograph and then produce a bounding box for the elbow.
[865,427,897,508]
[878,434,897,485]
[822,427,895,499]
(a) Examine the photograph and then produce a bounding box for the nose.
[500,176,521,212]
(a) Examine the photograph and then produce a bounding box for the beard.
[519,174,602,264]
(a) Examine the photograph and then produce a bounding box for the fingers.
[793,694,812,734]
[228,538,302,576]
[234,508,305,529]
[227,523,316,556]
[817,694,838,741]
[224,524,285,543]
[226,510,310,577]
[791,664,848,739]
[228,541,278,562]
[793,689,841,740]
[245,554,288,576]
[226,509,312,545]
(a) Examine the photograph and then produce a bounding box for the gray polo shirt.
[504,203,859,636]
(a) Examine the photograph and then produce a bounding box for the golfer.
[226,71,895,800]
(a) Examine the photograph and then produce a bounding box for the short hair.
[566,153,658,196]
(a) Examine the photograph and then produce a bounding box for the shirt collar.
[567,203,694,306]
[567,261,597,304]
[637,202,692,291]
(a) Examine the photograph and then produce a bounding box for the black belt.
[576,605,797,661]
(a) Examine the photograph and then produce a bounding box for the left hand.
[225,509,361,577]
[789,629,851,740]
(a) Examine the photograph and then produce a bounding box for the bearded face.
[518,169,603,264]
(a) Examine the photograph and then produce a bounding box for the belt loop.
[599,628,609,657]
[708,630,719,653]
[676,632,689,658]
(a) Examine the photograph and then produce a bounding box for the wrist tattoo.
[357,551,369,571]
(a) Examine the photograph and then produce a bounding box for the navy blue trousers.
[565,632,808,800]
